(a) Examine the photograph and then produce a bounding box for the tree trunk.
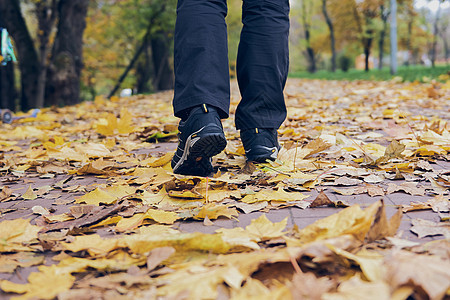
[135,43,153,94]
[364,34,373,72]
[45,0,89,107]
[322,0,336,72]
[431,3,441,68]
[108,33,149,98]
[378,4,389,70]
[0,0,40,111]
[440,31,449,64]
[35,0,58,108]
[301,0,316,73]
[108,3,167,98]
[151,33,174,91]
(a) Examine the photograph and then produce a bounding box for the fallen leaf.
[194,203,239,220]
[385,250,450,300]
[290,272,334,300]
[245,214,287,240]
[146,247,176,271]
[386,182,426,196]
[22,185,37,200]
[410,218,450,239]
[0,265,75,299]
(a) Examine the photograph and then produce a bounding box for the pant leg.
[173,0,230,119]
[235,0,290,130]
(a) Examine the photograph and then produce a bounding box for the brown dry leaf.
[385,250,450,300]
[310,191,334,208]
[402,201,431,212]
[43,204,126,231]
[0,253,44,273]
[74,162,110,175]
[428,194,450,212]
[376,140,406,165]
[331,177,363,186]
[365,184,385,197]
[146,247,176,271]
[0,186,14,201]
[234,201,268,214]
[309,191,348,208]
[366,200,402,242]
[70,205,97,219]
[322,275,390,300]
[290,272,334,300]
[410,218,450,239]
[303,138,332,159]
[332,186,367,196]
[386,182,426,196]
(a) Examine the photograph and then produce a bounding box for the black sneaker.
[171,104,227,176]
[241,128,280,162]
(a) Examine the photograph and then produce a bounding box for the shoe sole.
[246,147,279,163]
[173,126,227,176]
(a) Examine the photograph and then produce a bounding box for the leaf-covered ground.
[0,78,449,299]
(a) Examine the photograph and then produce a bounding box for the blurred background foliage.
[0,0,449,112]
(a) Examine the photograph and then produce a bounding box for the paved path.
[0,78,449,296]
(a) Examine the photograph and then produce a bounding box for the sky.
[415,0,450,12]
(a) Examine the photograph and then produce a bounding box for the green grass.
[289,65,450,82]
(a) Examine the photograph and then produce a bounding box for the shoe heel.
[191,133,227,158]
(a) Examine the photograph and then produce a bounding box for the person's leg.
[235,0,290,130]
[171,0,229,176]
[173,0,230,119]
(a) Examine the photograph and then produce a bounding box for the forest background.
[0,0,449,113]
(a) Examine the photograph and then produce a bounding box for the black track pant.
[173,0,290,130]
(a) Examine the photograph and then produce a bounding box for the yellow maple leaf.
[145,209,179,224]
[75,185,135,205]
[245,214,287,240]
[74,142,111,158]
[22,186,37,200]
[143,152,173,168]
[293,202,382,245]
[95,108,135,136]
[0,265,75,300]
[125,226,231,254]
[0,219,41,252]
[61,234,123,256]
[75,188,118,205]
[241,188,308,204]
[194,203,239,220]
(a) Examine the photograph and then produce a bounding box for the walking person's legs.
[171,0,230,176]
[172,0,230,119]
[236,0,290,162]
